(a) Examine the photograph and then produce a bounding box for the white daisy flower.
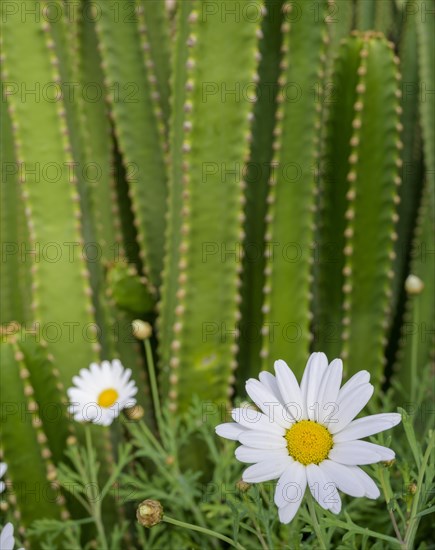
[0,463,7,493]
[216,352,401,524]
[0,523,23,550]
[67,360,138,426]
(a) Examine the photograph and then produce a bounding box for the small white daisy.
[216,352,401,524]
[67,360,138,426]
[0,463,7,493]
[0,523,23,550]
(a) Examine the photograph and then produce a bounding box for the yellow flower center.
[285,420,333,465]
[97,388,119,408]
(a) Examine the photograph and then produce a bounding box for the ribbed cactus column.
[158,0,193,390]
[1,2,117,511]
[1,1,100,390]
[261,0,328,374]
[94,0,168,294]
[138,0,171,135]
[340,33,402,384]
[237,0,284,384]
[0,94,31,325]
[1,338,68,530]
[416,0,434,178]
[163,0,261,412]
[395,181,435,398]
[316,34,364,358]
[392,8,423,314]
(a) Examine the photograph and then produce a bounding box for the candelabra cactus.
[0,0,433,544]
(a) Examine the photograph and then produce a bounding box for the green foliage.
[0,0,433,548]
[21,389,435,549]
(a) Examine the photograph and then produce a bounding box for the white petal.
[239,431,286,450]
[101,360,112,382]
[245,379,292,429]
[79,403,100,422]
[357,441,395,460]
[242,457,293,483]
[99,408,116,426]
[0,523,15,550]
[71,372,95,392]
[317,359,343,424]
[319,460,365,497]
[329,441,394,465]
[300,352,329,420]
[278,501,304,524]
[215,422,247,441]
[0,481,5,493]
[235,446,288,464]
[231,408,285,436]
[330,493,342,514]
[258,371,283,404]
[306,463,340,511]
[121,381,138,398]
[274,360,303,421]
[337,370,370,402]
[328,384,374,434]
[350,466,381,499]
[67,387,93,404]
[0,463,7,478]
[274,461,306,508]
[90,362,103,379]
[111,359,124,380]
[120,367,133,385]
[119,397,137,410]
[333,413,401,442]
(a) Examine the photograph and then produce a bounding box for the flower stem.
[410,296,419,404]
[378,465,404,544]
[85,426,108,550]
[403,430,435,549]
[307,492,327,550]
[163,515,246,550]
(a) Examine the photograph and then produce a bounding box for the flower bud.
[405,274,424,295]
[165,455,175,466]
[132,320,153,340]
[136,499,163,527]
[407,483,417,495]
[236,480,251,493]
[124,405,145,421]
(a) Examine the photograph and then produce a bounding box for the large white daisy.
[0,463,7,493]
[216,352,401,524]
[0,523,23,550]
[67,360,138,426]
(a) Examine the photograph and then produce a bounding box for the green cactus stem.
[237,0,284,385]
[340,33,402,385]
[0,339,67,530]
[164,0,261,412]
[261,0,328,374]
[94,0,168,294]
[158,0,193,391]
